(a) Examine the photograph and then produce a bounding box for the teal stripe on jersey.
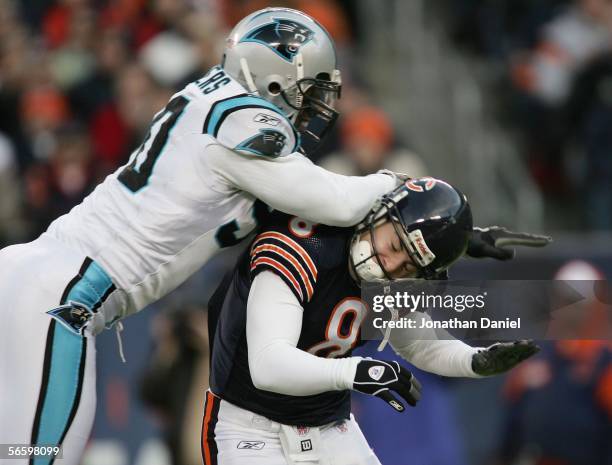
[33,324,84,465]
[65,260,114,310]
[205,95,286,137]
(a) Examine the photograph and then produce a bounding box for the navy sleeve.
[249,216,319,305]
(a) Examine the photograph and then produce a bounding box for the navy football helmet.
[350,177,473,281]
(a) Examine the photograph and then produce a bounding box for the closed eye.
[391,239,402,252]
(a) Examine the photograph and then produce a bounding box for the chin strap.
[295,52,304,80]
[294,53,305,108]
[377,283,398,352]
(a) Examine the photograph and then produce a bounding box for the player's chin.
[389,268,418,280]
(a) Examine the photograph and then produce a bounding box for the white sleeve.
[388,312,482,378]
[246,271,361,395]
[207,143,395,226]
[207,97,299,157]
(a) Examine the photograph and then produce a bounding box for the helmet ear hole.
[268,82,281,95]
[316,72,330,80]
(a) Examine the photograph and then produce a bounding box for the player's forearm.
[249,341,359,395]
[265,162,395,226]
[209,145,395,226]
[392,339,480,378]
[388,313,481,377]
[246,271,359,395]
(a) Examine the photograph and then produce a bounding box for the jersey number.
[215,200,271,248]
[308,298,367,358]
[118,96,189,192]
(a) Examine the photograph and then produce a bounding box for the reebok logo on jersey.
[253,113,281,126]
[237,441,265,450]
[368,365,385,381]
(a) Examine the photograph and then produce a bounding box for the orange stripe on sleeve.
[252,232,318,279]
[252,244,314,300]
[251,256,305,302]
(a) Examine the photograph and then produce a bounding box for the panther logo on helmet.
[240,19,314,62]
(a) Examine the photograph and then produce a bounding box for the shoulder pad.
[249,212,350,303]
[204,94,299,157]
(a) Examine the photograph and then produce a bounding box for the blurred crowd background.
[1,0,611,464]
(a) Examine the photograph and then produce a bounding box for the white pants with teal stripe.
[0,234,118,465]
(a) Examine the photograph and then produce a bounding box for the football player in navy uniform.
[205,178,543,465]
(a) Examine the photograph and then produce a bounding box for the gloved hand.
[377,170,411,187]
[467,226,552,260]
[472,340,540,376]
[353,359,421,412]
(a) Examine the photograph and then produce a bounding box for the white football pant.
[0,234,118,465]
[201,391,381,465]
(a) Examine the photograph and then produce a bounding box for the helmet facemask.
[349,217,390,283]
[281,73,341,155]
[350,197,430,284]
[349,179,472,285]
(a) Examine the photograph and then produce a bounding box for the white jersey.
[46,65,396,324]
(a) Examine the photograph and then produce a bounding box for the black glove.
[471,340,540,376]
[467,226,552,260]
[353,359,421,412]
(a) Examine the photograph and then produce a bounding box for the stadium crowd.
[447,0,612,229]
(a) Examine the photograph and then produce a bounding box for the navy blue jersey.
[208,211,368,426]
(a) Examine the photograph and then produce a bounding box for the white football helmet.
[222,7,342,154]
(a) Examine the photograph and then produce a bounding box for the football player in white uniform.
[0,8,410,465]
[205,178,541,465]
